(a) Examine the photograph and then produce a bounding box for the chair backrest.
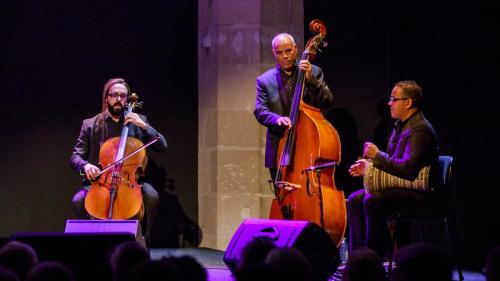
[438,155,453,188]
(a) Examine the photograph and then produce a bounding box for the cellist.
[70,77,167,247]
[254,33,334,180]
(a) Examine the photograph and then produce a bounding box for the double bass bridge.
[274,181,301,191]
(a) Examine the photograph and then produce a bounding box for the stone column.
[198,0,303,250]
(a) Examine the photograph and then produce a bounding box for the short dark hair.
[395,80,423,109]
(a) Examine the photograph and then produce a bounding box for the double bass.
[269,20,347,246]
[84,93,157,220]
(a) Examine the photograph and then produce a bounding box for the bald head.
[272,33,296,51]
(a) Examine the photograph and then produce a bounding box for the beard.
[107,102,124,117]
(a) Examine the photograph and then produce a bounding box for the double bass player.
[254,27,347,245]
[254,33,334,180]
[70,77,167,247]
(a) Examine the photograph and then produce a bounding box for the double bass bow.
[84,93,158,220]
[269,19,347,246]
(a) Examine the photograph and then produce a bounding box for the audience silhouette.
[265,247,313,281]
[342,247,386,281]
[484,246,500,281]
[390,243,451,281]
[162,255,207,281]
[110,241,150,281]
[0,266,20,281]
[234,238,278,281]
[0,241,38,281]
[237,237,277,270]
[25,261,76,281]
[2,236,499,281]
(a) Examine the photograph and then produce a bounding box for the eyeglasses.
[389,96,410,102]
[107,93,128,99]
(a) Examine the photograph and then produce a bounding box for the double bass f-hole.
[302,161,338,197]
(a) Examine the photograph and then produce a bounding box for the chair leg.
[387,220,399,278]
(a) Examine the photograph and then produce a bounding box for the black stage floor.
[150,248,485,281]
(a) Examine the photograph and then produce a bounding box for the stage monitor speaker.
[64,219,145,246]
[11,232,135,281]
[223,218,339,281]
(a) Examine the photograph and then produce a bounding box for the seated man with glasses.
[346,80,439,260]
[70,77,167,247]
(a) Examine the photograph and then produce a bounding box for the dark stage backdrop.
[1,0,499,270]
[305,0,499,270]
[0,1,198,247]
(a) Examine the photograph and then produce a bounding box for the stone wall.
[198,0,303,250]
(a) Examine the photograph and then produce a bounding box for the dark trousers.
[72,182,159,247]
[346,188,434,259]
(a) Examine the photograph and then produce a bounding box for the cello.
[84,93,153,220]
[269,20,347,246]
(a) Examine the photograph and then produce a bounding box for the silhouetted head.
[110,241,150,281]
[237,237,277,269]
[265,247,312,281]
[0,266,20,281]
[342,247,385,281]
[162,255,207,281]
[484,246,500,281]
[25,261,76,281]
[391,243,451,281]
[0,241,38,280]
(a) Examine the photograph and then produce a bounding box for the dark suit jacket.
[254,64,333,168]
[374,111,439,181]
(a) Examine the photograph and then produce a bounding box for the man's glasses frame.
[107,93,128,99]
[389,96,410,102]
